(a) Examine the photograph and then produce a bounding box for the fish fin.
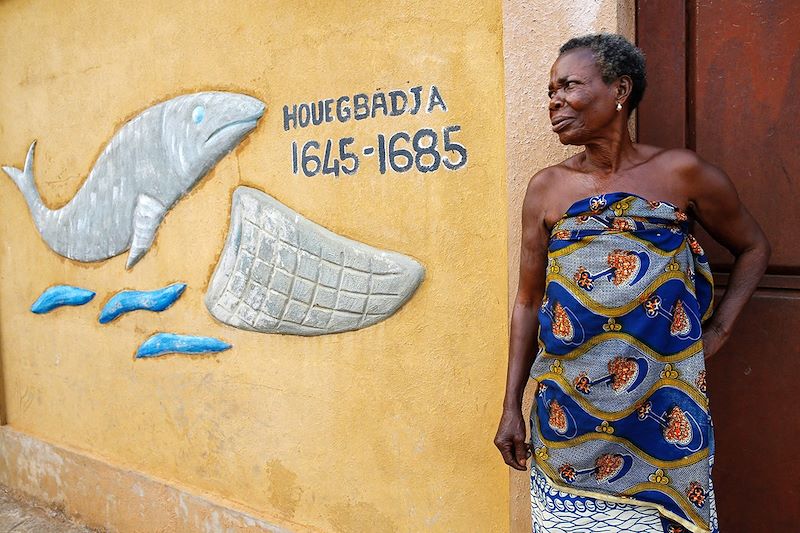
[2,141,44,212]
[126,193,167,269]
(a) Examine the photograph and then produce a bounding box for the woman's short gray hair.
[559,33,647,112]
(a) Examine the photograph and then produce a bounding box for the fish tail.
[3,141,45,215]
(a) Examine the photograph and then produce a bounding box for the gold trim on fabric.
[549,233,690,259]
[535,373,710,416]
[534,464,711,533]
[623,482,708,527]
[539,332,703,362]
[697,267,715,322]
[536,430,708,469]
[544,272,694,317]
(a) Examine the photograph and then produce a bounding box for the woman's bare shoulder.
[526,161,579,206]
[523,161,585,229]
[635,144,707,174]
[633,145,732,209]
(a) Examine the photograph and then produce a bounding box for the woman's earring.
[616,101,623,112]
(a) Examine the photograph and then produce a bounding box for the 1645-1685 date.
[290,125,468,177]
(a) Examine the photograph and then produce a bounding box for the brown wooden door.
[637,1,800,531]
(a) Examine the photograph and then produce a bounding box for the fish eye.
[192,105,205,124]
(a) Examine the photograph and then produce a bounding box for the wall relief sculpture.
[2,92,265,269]
[31,285,96,314]
[99,283,186,323]
[135,333,231,359]
[205,186,425,335]
[9,89,422,345]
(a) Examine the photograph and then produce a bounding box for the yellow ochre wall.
[0,1,508,531]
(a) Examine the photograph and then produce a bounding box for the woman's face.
[548,48,619,145]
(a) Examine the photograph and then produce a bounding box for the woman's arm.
[495,174,551,470]
[685,156,771,358]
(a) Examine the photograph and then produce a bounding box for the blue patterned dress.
[529,193,718,533]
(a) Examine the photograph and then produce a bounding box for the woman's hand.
[494,408,530,471]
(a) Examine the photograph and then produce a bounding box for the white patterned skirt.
[531,466,718,533]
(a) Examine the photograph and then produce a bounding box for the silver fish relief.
[2,92,265,268]
[205,187,425,335]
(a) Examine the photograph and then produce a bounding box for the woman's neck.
[579,128,636,177]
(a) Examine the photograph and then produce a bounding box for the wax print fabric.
[529,193,718,533]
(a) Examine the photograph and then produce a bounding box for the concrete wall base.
[0,426,294,532]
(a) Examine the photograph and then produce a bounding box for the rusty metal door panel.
[691,0,800,272]
[635,0,687,150]
[637,1,800,531]
[706,290,800,530]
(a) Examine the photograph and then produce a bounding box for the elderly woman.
[495,34,769,533]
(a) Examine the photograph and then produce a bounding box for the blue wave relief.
[136,333,231,359]
[31,285,95,314]
[99,282,186,323]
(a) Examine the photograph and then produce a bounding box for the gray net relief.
[205,187,425,335]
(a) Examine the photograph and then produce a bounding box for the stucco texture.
[0,1,508,531]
